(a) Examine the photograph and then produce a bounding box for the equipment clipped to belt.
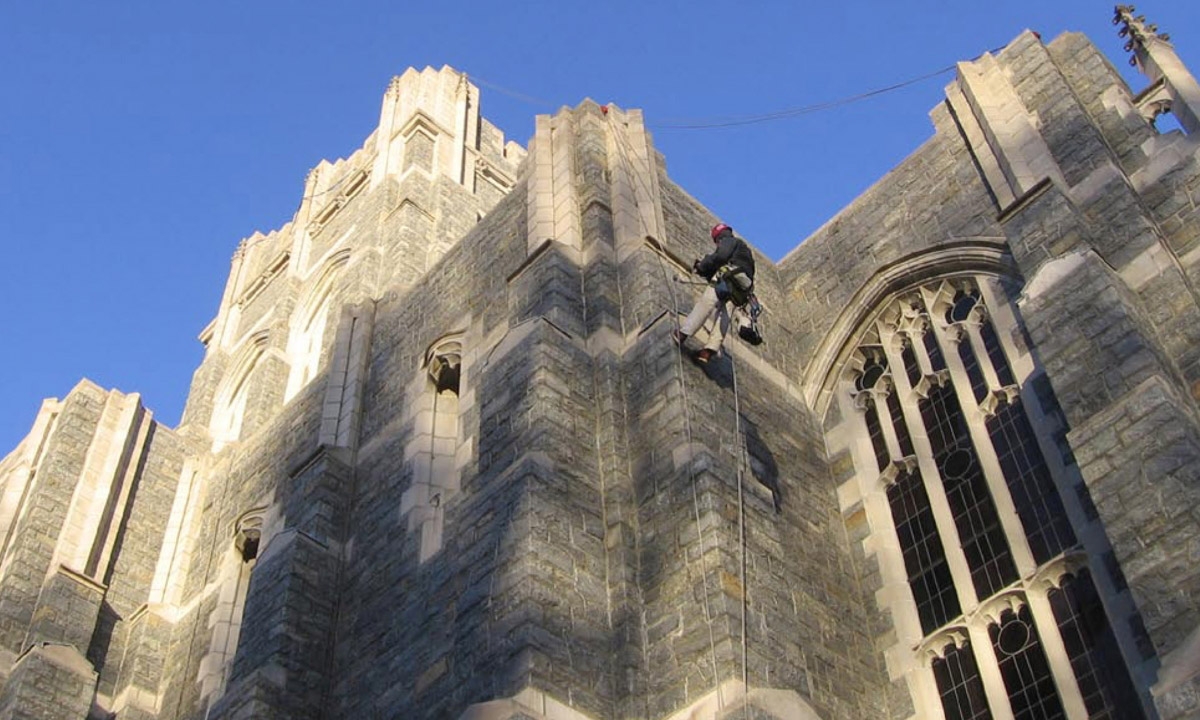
[738,294,764,346]
[709,263,764,346]
[712,263,754,307]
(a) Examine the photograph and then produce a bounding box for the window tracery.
[838,275,1146,719]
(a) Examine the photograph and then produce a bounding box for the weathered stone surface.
[2,23,1200,720]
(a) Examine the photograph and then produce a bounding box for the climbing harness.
[678,268,765,348]
[712,263,754,307]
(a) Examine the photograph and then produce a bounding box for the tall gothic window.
[837,277,1146,719]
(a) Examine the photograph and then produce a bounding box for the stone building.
[2,8,1200,720]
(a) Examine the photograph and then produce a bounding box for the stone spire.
[1114,4,1170,61]
[1114,4,1200,133]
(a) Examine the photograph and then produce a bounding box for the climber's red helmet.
[710,223,731,241]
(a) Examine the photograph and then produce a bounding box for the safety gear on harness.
[737,295,764,346]
[712,263,754,307]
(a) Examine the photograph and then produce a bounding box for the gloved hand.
[692,259,701,274]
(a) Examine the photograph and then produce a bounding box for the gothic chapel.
[2,7,1200,720]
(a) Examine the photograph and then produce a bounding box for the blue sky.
[1,2,1197,451]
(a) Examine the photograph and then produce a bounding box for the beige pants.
[681,287,746,352]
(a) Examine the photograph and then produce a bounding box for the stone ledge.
[458,687,596,720]
[662,680,823,720]
[457,682,824,720]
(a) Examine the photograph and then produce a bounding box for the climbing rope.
[607,120,758,716]
[469,46,1006,132]
[730,352,750,715]
[607,121,727,709]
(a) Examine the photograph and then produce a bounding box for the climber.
[673,223,757,364]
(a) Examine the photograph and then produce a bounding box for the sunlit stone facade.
[3,13,1200,719]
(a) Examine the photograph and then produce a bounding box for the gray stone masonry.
[212,448,352,720]
[0,382,184,719]
[5,26,1200,720]
[0,644,95,720]
[94,423,187,704]
[0,383,107,657]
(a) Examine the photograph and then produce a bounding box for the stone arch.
[804,239,1017,418]
[823,261,1150,719]
[425,332,464,395]
[210,330,270,450]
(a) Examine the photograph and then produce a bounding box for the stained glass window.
[958,335,989,403]
[987,399,1075,562]
[981,318,1016,387]
[843,278,1143,719]
[990,606,1066,719]
[933,641,993,720]
[888,470,960,633]
[921,383,1017,598]
[887,390,914,457]
[903,338,922,387]
[865,401,889,472]
[1049,571,1146,719]
[924,328,946,372]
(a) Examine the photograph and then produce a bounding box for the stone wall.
[1,25,1199,720]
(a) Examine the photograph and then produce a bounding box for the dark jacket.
[695,228,755,281]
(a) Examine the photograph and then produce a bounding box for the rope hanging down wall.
[608,119,753,716]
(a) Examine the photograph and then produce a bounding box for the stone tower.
[3,11,1200,719]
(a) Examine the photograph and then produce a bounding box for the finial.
[1114,5,1172,66]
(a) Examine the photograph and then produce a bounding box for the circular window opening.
[856,363,886,391]
[996,617,1031,657]
[946,292,978,324]
[941,448,973,479]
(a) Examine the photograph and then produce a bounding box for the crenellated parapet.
[185,66,527,452]
[6,14,1200,720]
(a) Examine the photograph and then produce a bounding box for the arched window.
[210,333,268,451]
[285,250,350,401]
[834,276,1148,719]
